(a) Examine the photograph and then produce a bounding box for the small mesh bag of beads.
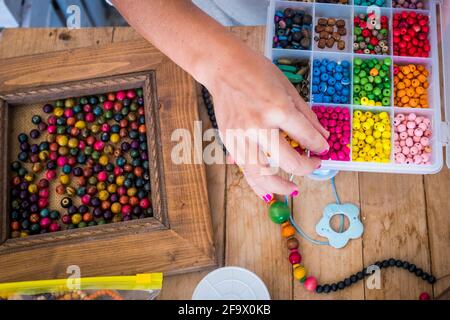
[0,273,162,300]
[9,89,154,238]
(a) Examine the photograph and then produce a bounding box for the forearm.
[111,0,259,88]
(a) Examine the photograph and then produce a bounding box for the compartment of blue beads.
[311,57,351,105]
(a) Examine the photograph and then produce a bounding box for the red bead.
[289,250,302,265]
[39,188,49,198]
[49,222,60,232]
[116,91,126,101]
[103,101,114,110]
[40,217,51,229]
[419,292,430,300]
[97,171,108,182]
[46,170,57,180]
[62,215,72,224]
[140,198,151,209]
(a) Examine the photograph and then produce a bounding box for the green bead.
[268,201,290,224]
[283,71,303,84]
[354,85,361,93]
[353,76,360,84]
[367,94,375,100]
[373,87,382,96]
[374,76,382,84]
[277,64,297,73]
[354,27,362,35]
[354,58,363,66]
[382,97,391,106]
[364,83,373,91]
[354,97,361,105]
[78,222,88,228]
[383,58,391,66]
[359,70,366,78]
[383,89,391,97]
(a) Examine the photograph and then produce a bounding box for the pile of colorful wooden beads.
[312,106,351,161]
[9,89,153,238]
[273,8,313,50]
[268,200,318,292]
[314,17,347,51]
[393,11,430,57]
[393,113,432,165]
[312,59,351,104]
[394,63,429,108]
[353,13,390,55]
[275,58,311,102]
[392,0,426,9]
[352,110,391,163]
[353,57,392,106]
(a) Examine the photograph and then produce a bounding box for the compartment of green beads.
[8,89,154,239]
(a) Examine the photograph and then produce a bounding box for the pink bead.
[406,121,416,129]
[423,118,431,126]
[93,141,105,151]
[326,107,333,114]
[407,128,415,137]
[103,101,114,110]
[397,114,406,121]
[328,119,336,127]
[415,116,424,124]
[405,137,414,147]
[396,153,406,163]
[319,106,326,113]
[83,104,92,112]
[335,126,342,134]
[340,137,349,145]
[49,152,58,161]
[395,141,400,146]
[39,189,49,198]
[330,152,338,161]
[100,123,110,132]
[402,146,410,155]
[419,292,431,300]
[57,156,67,167]
[64,108,74,118]
[415,143,423,151]
[97,171,108,182]
[393,119,401,126]
[78,140,86,150]
[85,113,95,123]
[126,90,137,99]
[421,153,430,162]
[46,170,57,180]
[397,124,407,132]
[413,155,423,164]
[394,133,399,141]
[342,146,350,155]
[420,137,429,146]
[407,113,417,121]
[316,112,323,119]
[47,125,57,134]
[40,217,52,229]
[394,146,402,153]
[413,136,421,143]
[81,194,91,205]
[38,198,48,208]
[400,140,406,147]
[113,167,123,176]
[414,129,423,137]
[331,113,338,120]
[304,276,318,292]
[337,151,345,160]
[343,125,351,132]
[117,186,127,196]
[410,146,419,155]
[121,205,133,216]
[424,129,432,137]
[49,223,60,233]
[405,158,413,164]
[116,91,126,101]
[418,123,427,131]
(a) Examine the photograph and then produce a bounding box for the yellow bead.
[382,131,391,139]
[28,184,38,194]
[68,138,78,148]
[24,173,34,182]
[360,115,367,122]
[111,202,122,214]
[293,266,307,281]
[373,131,382,139]
[361,97,369,105]
[91,124,100,133]
[97,182,106,191]
[72,213,82,225]
[116,176,125,186]
[99,155,109,166]
[127,187,137,197]
[354,110,363,118]
[39,151,49,161]
[54,107,64,117]
[353,122,361,130]
[107,184,117,194]
[98,190,109,201]
[368,149,376,157]
[20,231,29,238]
[365,135,375,145]
[358,133,366,141]
[56,135,68,147]
[290,140,299,148]
[368,100,376,106]
[110,133,120,144]
[377,124,386,132]
[60,174,70,185]
[75,121,86,129]
[375,102,382,107]
[379,112,389,119]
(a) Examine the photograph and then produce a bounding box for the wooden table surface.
[0,27,448,300]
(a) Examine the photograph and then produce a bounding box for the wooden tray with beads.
[0,40,216,282]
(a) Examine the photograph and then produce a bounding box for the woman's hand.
[112,0,329,200]
[207,50,329,199]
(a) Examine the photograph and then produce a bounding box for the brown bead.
[319,31,329,39]
[56,184,66,195]
[327,18,336,26]
[326,38,335,48]
[318,18,327,26]
[315,25,325,33]
[336,19,346,28]
[332,32,341,41]
[318,38,327,49]
[287,237,299,250]
[338,40,346,51]
[324,26,333,33]
[338,27,347,36]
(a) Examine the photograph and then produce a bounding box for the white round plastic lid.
[192,267,271,300]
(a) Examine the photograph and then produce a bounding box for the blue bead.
[319,66,326,73]
[313,69,321,76]
[335,82,343,91]
[312,85,319,93]
[323,96,332,103]
[341,96,348,104]
[341,61,350,68]
[326,87,336,95]
[335,65,343,73]
[342,88,350,96]
[333,96,341,104]
[328,78,336,86]
[320,73,329,81]
[314,94,323,103]
[312,77,320,85]
[341,77,350,86]
[334,72,343,81]
[319,83,328,93]
[278,36,287,41]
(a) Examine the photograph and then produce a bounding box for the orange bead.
[281,224,296,238]
[369,68,379,76]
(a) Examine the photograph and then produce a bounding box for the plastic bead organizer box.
[265,0,450,174]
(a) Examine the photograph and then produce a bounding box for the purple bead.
[123,216,131,221]
[20,182,29,191]
[30,144,39,154]
[132,206,141,216]
[93,207,103,218]
[21,200,30,209]
[38,122,48,131]
[93,164,103,174]
[131,141,139,149]
[110,194,118,202]
[103,210,112,220]
[68,205,78,215]
[29,194,39,203]
[90,197,100,207]
[140,151,148,161]
[30,204,39,213]
[43,104,54,114]
[20,142,30,152]
[72,167,83,177]
[79,205,89,214]
[30,129,40,139]
[121,142,130,152]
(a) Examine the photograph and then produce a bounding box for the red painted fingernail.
[263,194,273,203]
[290,190,299,197]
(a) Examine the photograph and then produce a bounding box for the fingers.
[278,107,330,154]
[281,74,330,139]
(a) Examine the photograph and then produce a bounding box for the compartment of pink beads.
[393,112,432,165]
[311,105,351,161]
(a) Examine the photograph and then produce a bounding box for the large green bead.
[268,201,290,224]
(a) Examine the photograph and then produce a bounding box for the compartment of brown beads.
[0,72,167,247]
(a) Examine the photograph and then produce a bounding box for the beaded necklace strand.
[201,86,437,298]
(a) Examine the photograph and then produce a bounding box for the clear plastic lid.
[440,0,450,168]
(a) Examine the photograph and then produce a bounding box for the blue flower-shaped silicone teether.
[315,203,363,249]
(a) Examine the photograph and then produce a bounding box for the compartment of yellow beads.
[352,110,392,163]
